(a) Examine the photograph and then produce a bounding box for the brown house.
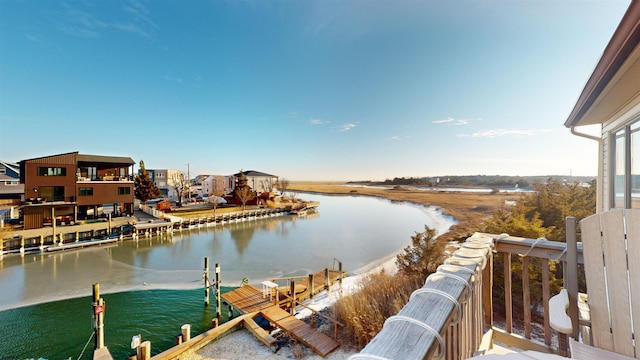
[19,152,135,229]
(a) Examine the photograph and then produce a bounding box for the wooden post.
[504,252,513,333]
[204,257,210,307]
[482,249,494,328]
[215,262,221,323]
[108,213,112,235]
[324,268,329,291]
[338,261,343,286]
[93,283,105,350]
[212,318,218,328]
[52,207,56,244]
[522,256,531,339]
[566,217,579,340]
[290,278,295,315]
[181,324,191,342]
[138,341,151,360]
[308,274,314,301]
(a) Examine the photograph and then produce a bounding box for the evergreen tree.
[396,226,446,280]
[134,160,160,204]
[231,171,256,211]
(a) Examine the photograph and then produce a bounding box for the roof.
[77,154,135,166]
[565,1,640,128]
[0,160,20,176]
[19,151,135,166]
[233,170,277,177]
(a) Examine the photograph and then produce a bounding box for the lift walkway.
[259,306,339,357]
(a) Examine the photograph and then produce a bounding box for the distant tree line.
[350,175,595,189]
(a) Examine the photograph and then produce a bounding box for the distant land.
[348,175,596,189]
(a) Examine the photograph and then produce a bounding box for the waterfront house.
[202,174,227,196]
[19,152,135,229]
[228,170,278,194]
[351,2,640,359]
[0,160,23,205]
[143,168,184,199]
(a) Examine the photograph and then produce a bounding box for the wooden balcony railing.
[349,232,582,360]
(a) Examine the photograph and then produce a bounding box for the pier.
[220,266,346,357]
[0,207,292,255]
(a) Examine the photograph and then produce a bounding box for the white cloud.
[113,23,150,38]
[339,123,357,132]
[457,129,551,138]
[24,33,43,43]
[390,135,410,141]
[432,117,478,126]
[310,119,330,125]
[164,75,183,83]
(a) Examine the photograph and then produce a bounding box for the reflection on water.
[0,194,456,358]
[0,194,455,312]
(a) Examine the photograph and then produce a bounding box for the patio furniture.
[550,209,640,359]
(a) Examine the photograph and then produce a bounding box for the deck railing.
[350,232,582,359]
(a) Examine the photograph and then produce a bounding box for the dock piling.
[215,262,221,323]
[92,283,105,350]
[204,257,210,307]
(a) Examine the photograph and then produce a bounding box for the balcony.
[351,228,584,359]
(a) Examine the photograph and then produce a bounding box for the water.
[0,194,456,359]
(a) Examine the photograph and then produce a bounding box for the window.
[4,180,18,186]
[156,172,165,179]
[118,187,131,195]
[39,186,65,201]
[38,167,67,176]
[79,187,94,196]
[0,167,5,174]
[610,119,640,209]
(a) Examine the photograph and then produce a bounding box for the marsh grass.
[334,270,422,347]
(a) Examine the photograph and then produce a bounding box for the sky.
[0,0,632,181]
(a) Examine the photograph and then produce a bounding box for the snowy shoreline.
[185,256,400,360]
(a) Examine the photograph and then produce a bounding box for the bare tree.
[171,172,188,207]
[208,187,225,217]
[236,186,256,211]
[277,178,290,198]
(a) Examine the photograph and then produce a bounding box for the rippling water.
[0,194,456,359]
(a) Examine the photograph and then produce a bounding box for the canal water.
[0,193,456,359]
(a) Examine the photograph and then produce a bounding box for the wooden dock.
[220,266,345,357]
[260,306,339,357]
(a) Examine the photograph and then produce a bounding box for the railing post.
[504,252,513,333]
[482,248,494,328]
[565,217,579,340]
[290,278,295,315]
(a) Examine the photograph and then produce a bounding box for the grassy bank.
[289,182,520,241]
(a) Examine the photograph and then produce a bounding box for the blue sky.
[0,1,631,181]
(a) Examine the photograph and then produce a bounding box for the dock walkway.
[260,306,339,357]
[220,267,345,358]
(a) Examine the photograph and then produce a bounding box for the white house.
[565,1,640,212]
[227,170,278,194]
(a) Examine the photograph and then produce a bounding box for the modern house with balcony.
[19,151,135,229]
[350,2,640,360]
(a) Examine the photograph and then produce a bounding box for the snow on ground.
[187,256,400,360]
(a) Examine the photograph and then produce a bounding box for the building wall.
[23,153,77,201]
[600,100,640,212]
[76,182,133,206]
